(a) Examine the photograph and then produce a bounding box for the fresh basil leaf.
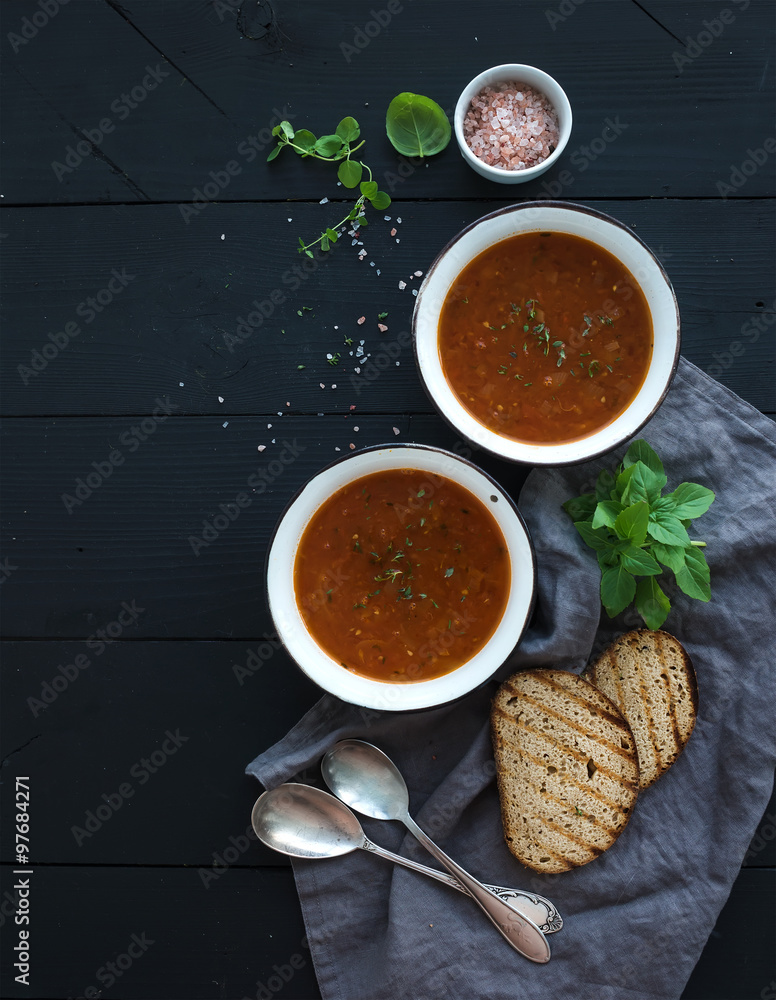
[647,512,691,546]
[370,190,391,210]
[650,495,676,514]
[315,134,345,156]
[562,493,596,522]
[669,482,716,520]
[293,129,317,153]
[592,500,624,529]
[623,462,662,505]
[675,546,711,601]
[635,577,671,629]
[335,116,360,142]
[601,564,637,617]
[615,463,637,500]
[652,542,686,574]
[279,120,295,139]
[595,469,616,502]
[623,439,666,486]
[574,521,612,552]
[386,92,451,157]
[597,548,619,571]
[614,501,650,544]
[619,544,662,576]
[359,180,378,199]
[337,159,362,187]
[266,145,282,162]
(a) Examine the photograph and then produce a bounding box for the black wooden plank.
[1,639,773,868]
[1,0,773,204]
[1,201,774,416]
[0,866,319,1000]
[0,414,531,638]
[0,863,771,999]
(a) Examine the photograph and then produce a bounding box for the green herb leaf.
[635,577,671,629]
[574,521,613,553]
[623,439,666,486]
[601,564,637,618]
[669,482,716,520]
[622,462,664,505]
[614,501,649,545]
[444,567,454,578]
[359,180,378,199]
[592,500,625,530]
[335,116,360,142]
[647,512,691,546]
[595,469,617,502]
[266,145,283,162]
[314,133,345,156]
[675,546,711,601]
[652,542,686,574]
[370,190,391,210]
[385,92,451,157]
[337,159,363,188]
[293,129,317,153]
[618,544,662,577]
[562,493,597,522]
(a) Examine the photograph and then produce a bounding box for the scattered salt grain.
[271,438,276,444]
[349,443,356,450]
[370,261,375,267]
[258,445,266,452]
[412,288,418,296]
[384,216,391,221]
[414,270,423,276]
[354,426,360,432]
[335,446,341,451]
[319,197,329,204]
[357,316,366,325]
[378,323,388,333]
[218,396,224,403]
[220,234,225,240]
[320,383,325,389]
[179,382,184,387]
[350,404,356,411]
[397,217,402,223]
[390,228,397,236]
[222,421,229,428]
[267,423,272,428]
[398,280,407,290]
[288,218,292,222]
[393,426,400,435]
[331,384,337,389]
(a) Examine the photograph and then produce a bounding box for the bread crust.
[585,630,698,790]
[491,668,639,874]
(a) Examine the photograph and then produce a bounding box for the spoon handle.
[360,836,562,934]
[401,813,551,964]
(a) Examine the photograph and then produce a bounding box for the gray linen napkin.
[247,358,776,1000]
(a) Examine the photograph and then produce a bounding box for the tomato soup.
[294,469,510,682]
[438,231,653,443]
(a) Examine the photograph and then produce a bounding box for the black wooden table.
[1,2,774,998]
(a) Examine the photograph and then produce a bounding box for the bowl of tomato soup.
[266,445,535,711]
[413,202,680,465]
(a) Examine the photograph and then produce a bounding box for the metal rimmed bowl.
[412,201,680,465]
[266,444,535,712]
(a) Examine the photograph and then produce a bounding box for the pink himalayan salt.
[463,81,559,171]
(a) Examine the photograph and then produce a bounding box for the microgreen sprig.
[267,118,391,257]
[562,440,715,629]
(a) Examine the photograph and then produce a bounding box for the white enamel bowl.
[413,201,680,466]
[266,444,535,712]
[454,64,572,184]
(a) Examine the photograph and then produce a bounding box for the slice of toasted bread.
[585,630,698,790]
[491,669,639,874]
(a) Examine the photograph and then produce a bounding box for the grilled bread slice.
[491,669,639,874]
[585,630,697,790]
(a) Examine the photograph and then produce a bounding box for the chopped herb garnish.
[444,567,454,578]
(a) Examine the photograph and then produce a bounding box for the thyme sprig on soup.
[294,469,509,682]
[438,231,653,443]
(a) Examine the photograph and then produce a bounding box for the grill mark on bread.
[501,685,635,763]
[659,641,682,756]
[512,744,630,830]
[492,708,638,792]
[633,653,661,774]
[533,811,605,857]
[538,671,632,731]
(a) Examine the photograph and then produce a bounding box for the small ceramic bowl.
[266,444,535,712]
[413,201,680,466]
[454,64,572,184]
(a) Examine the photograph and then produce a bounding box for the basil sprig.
[562,440,715,629]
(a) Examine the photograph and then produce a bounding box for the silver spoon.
[322,740,552,964]
[251,783,562,934]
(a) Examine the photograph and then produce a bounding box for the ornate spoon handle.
[361,835,562,933]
